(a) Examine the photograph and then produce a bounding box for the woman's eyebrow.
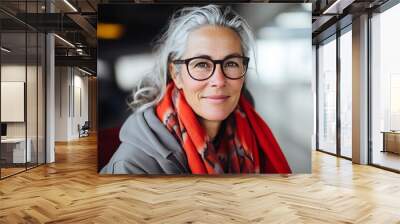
[191,53,243,59]
[223,53,243,59]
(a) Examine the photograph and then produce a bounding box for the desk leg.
[382,133,386,153]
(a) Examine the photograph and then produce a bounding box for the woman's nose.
[209,64,226,87]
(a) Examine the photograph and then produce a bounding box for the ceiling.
[0,0,393,73]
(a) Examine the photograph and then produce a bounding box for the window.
[371,2,400,171]
[318,36,337,154]
[339,28,352,158]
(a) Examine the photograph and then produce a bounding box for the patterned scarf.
[156,83,291,174]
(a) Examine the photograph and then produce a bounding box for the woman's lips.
[202,95,230,103]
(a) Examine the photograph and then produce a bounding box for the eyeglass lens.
[187,57,247,80]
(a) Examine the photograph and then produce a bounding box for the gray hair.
[129,4,256,112]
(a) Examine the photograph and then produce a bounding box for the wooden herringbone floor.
[1,134,400,223]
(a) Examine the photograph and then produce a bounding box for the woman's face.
[171,25,245,122]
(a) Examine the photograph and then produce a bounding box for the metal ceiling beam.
[51,0,97,47]
[55,55,96,71]
[312,14,352,44]
[67,13,97,46]
[0,8,37,31]
[312,15,335,33]
[312,0,357,39]
[3,13,83,32]
[322,0,356,14]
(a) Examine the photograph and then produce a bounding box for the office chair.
[79,121,90,138]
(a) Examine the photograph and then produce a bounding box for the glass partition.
[38,32,45,165]
[26,0,40,170]
[371,3,400,171]
[1,30,28,178]
[27,30,38,169]
[0,1,46,179]
[317,36,337,154]
[339,28,352,158]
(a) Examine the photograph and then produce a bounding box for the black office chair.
[78,121,90,138]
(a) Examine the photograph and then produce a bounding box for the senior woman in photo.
[101,4,291,174]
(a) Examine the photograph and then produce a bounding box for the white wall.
[71,72,89,138]
[1,65,26,131]
[1,63,46,164]
[1,82,25,122]
[312,45,316,150]
[55,67,70,141]
[1,65,39,137]
[55,67,89,141]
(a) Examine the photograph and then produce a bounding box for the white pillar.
[352,14,369,164]
[46,1,55,163]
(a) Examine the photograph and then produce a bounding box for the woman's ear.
[169,63,183,89]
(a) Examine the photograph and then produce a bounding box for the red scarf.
[156,83,291,174]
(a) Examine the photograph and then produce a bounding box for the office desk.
[1,138,32,163]
[381,131,400,154]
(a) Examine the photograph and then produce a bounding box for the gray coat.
[100,107,190,174]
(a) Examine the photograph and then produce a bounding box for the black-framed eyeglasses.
[172,55,250,81]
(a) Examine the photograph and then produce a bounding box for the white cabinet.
[1,138,32,163]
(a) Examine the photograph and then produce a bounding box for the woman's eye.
[195,62,210,68]
[225,61,239,67]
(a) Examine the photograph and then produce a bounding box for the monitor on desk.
[1,123,7,138]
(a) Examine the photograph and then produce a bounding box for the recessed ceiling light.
[63,0,78,12]
[54,34,75,48]
[322,0,354,15]
[1,47,11,53]
[78,67,93,76]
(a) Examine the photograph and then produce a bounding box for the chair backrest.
[82,121,90,129]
